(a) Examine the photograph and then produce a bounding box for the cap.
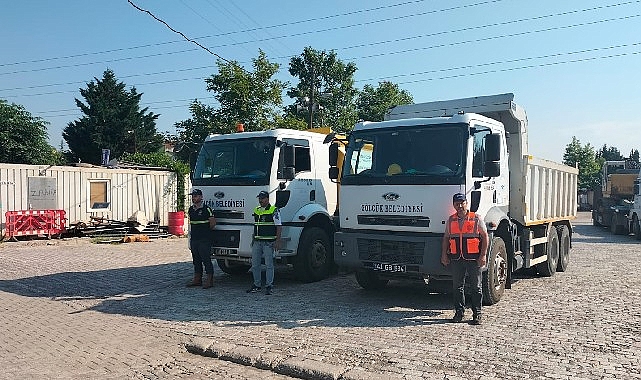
[257,190,270,199]
[189,188,203,196]
[452,192,466,202]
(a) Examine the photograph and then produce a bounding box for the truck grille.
[213,210,244,219]
[357,215,430,227]
[357,238,425,265]
[212,230,241,248]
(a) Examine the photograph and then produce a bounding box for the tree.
[563,136,601,189]
[63,69,163,164]
[596,144,624,161]
[356,81,414,122]
[286,47,358,133]
[204,50,286,132]
[0,99,63,165]
[629,149,640,165]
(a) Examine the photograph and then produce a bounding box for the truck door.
[471,127,507,214]
[277,138,314,221]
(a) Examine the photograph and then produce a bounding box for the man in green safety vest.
[246,190,282,295]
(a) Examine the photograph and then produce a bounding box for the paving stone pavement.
[1,212,640,379]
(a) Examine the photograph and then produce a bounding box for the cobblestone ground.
[1,212,640,379]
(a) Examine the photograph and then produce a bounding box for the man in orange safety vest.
[440,192,489,325]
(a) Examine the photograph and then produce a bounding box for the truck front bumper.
[333,230,449,277]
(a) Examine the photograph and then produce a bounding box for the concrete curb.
[184,339,395,380]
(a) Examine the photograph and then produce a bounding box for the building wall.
[0,163,185,233]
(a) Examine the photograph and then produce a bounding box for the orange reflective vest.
[448,212,481,260]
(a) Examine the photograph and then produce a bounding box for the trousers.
[251,240,275,287]
[451,258,482,315]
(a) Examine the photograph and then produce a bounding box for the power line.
[0,0,436,68]
[3,9,638,98]
[26,42,641,118]
[127,0,232,63]
[1,0,637,78]
[395,50,641,85]
[347,13,641,62]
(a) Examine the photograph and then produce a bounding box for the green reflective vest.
[253,205,277,240]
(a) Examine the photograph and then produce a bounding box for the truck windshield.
[192,137,275,186]
[341,124,467,185]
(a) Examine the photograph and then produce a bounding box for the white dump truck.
[191,128,339,282]
[328,93,578,304]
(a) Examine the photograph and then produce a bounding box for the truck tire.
[355,270,389,290]
[556,225,570,272]
[216,259,250,275]
[294,227,332,283]
[610,214,624,235]
[633,215,641,241]
[482,237,507,305]
[536,226,559,277]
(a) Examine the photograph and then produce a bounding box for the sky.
[1,0,640,162]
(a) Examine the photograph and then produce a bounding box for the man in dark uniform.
[186,188,216,289]
[440,192,489,325]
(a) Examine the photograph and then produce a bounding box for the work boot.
[451,311,464,323]
[202,274,214,289]
[186,273,202,287]
[471,314,482,325]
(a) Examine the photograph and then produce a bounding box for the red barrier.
[5,210,66,239]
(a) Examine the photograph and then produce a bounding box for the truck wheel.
[633,215,641,241]
[536,227,559,277]
[216,259,250,275]
[610,214,624,235]
[482,237,507,305]
[294,227,332,283]
[355,270,389,290]
[556,225,570,272]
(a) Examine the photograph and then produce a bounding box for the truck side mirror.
[282,167,295,181]
[485,134,501,161]
[470,190,481,212]
[484,133,501,177]
[282,145,296,167]
[484,161,500,177]
[276,190,291,208]
[634,179,640,195]
[329,167,339,180]
[281,145,296,180]
[329,143,339,167]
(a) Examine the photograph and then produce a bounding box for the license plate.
[372,262,406,273]
[213,248,237,256]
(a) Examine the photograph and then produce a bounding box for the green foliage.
[204,50,286,132]
[64,69,163,165]
[0,99,63,165]
[630,149,640,164]
[596,144,624,161]
[356,81,414,122]
[286,47,358,133]
[121,151,189,211]
[563,136,601,190]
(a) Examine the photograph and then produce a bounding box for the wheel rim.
[309,240,327,269]
[493,251,508,291]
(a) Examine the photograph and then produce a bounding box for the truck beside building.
[191,128,339,282]
[591,160,638,235]
[328,93,578,304]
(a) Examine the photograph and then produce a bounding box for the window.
[277,138,311,179]
[89,180,110,209]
